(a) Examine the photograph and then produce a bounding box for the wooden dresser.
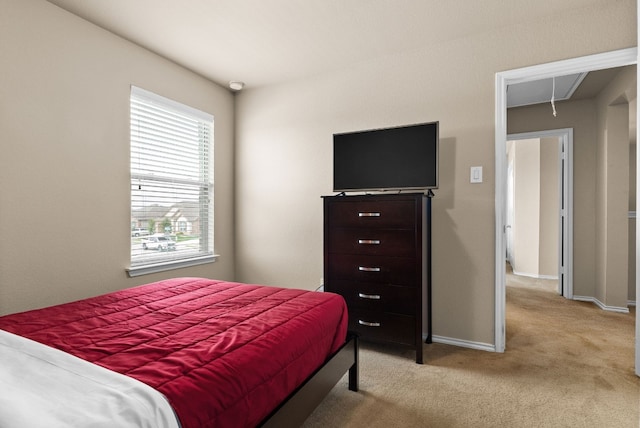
[323,193,431,364]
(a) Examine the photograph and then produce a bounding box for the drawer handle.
[358,239,381,245]
[358,212,381,217]
[358,320,381,327]
[358,293,381,300]
[358,266,381,272]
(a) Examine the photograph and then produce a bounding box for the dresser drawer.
[329,280,416,315]
[327,254,418,286]
[348,309,416,346]
[327,199,416,228]
[328,228,416,257]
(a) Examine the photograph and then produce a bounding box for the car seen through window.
[142,235,176,251]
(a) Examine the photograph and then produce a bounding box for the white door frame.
[507,129,573,298]
[494,48,638,373]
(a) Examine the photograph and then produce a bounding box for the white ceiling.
[46,0,612,92]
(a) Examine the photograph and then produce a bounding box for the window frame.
[127,86,217,277]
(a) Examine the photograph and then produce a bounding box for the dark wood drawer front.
[348,310,415,346]
[328,200,416,229]
[328,228,416,257]
[329,280,416,315]
[327,254,418,286]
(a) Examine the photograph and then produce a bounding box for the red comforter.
[0,277,349,427]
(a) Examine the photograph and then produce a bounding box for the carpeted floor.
[302,271,640,427]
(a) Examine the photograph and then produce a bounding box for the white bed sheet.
[0,329,181,428]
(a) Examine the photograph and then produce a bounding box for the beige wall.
[0,1,236,315]
[595,66,636,308]
[235,1,636,345]
[597,102,629,307]
[512,139,542,276]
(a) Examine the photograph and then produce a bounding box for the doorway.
[494,47,639,374]
[507,129,573,298]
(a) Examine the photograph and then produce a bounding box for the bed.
[0,277,359,427]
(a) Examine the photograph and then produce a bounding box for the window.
[128,86,215,277]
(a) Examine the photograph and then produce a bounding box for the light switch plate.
[470,166,483,183]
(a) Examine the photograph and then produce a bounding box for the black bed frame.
[260,333,359,427]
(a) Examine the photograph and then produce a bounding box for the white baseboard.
[512,270,559,280]
[572,295,630,313]
[628,300,636,307]
[430,335,496,352]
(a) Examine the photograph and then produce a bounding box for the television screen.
[333,121,438,192]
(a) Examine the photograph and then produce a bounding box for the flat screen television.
[333,121,439,192]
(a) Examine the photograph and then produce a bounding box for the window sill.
[127,255,219,278]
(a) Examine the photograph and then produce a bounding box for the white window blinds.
[129,86,214,276]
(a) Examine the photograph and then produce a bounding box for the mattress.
[0,277,349,427]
